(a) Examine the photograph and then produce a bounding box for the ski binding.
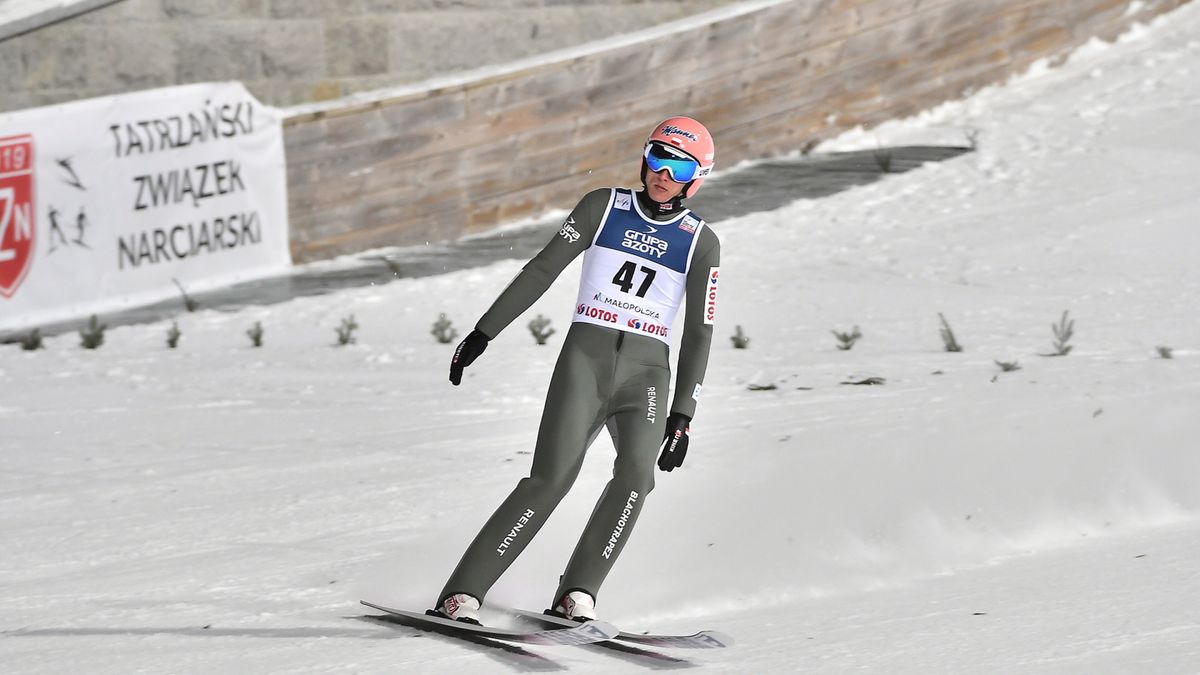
[361,600,620,646]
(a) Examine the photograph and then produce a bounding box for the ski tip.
[361,599,399,612]
[699,630,735,648]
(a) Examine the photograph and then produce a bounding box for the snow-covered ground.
[4,3,1200,673]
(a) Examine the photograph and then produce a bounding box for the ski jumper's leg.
[437,325,612,606]
[552,333,670,605]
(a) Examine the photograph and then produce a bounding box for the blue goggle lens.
[645,144,701,183]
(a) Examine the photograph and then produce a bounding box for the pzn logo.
[0,135,36,298]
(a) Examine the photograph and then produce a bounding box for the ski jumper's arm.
[671,227,721,419]
[475,188,609,339]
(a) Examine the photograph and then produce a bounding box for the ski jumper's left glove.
[449,330,490,386]
[657,413,691,472]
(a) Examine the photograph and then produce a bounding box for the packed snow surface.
[4,3,1200,673]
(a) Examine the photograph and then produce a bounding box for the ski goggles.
[644,142,710,183]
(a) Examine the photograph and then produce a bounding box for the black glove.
[657,413,691,472]
[449,329,490,386]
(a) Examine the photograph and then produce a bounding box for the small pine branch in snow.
[368,255,403,278]
[431,314,458,344]
[872,147,893,173]
[166,322,181,349]
[20,328,44,351]
[840,376,886,386]
[1041,310,1075,356]
[528,315,555,345]
[731,325,750,349]
[335,315,359,346]
[938,313,963,352]
[964,128,981,150]
[172,278,198,312]
[832,326,862,351]
[79,315,107,350]
[995,359,1022,372]
[246,321,264,348]
[1156,345,1173,359]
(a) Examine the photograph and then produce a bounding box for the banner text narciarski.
[118,212,263,270]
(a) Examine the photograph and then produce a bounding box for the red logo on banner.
[0,135,36,298]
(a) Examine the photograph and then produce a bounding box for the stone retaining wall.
[282,0,1192,262]
[0,0,733,112]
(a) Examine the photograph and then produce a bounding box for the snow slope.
[3,3,1200,673]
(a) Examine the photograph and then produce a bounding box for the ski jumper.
[438,187,721,608]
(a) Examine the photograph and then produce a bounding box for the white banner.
[0,82,290,332]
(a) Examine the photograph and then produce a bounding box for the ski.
[510,608,735,649]
[360,600,620,646]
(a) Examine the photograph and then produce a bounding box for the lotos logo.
[0,135,36,298]
[704,267,719,325]
[661,125,698,142]
[577,303,618,323]
[627,317,669,337]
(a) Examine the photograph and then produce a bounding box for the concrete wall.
[282,0,1193,262]
[0,0,734,112]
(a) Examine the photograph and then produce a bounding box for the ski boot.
[434,593,482,625]
[550,590,597,622]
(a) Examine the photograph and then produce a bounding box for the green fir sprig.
[528,315,555,345]
[832,326,862,351]
[335,315,359,346]
[79,315,107,350]
[731,325,750,349]
[20,328,44,351]
[432,314,458,344]
[247,321,264,348]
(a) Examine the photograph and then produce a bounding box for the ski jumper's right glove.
[657,413,691,472]
[449,329,490,386]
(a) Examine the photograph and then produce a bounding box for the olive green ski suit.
[439,186,721,609]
